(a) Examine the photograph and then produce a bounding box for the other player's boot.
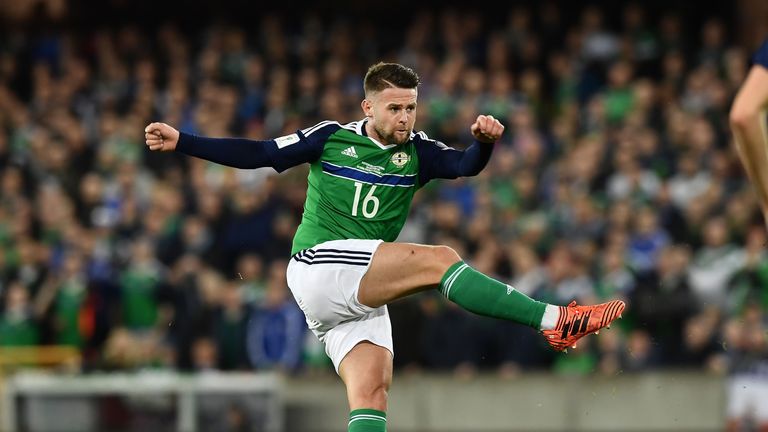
[542,299,625,351]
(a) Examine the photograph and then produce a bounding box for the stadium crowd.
[0,1,766,380]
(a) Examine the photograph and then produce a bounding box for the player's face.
[363,87,417,145]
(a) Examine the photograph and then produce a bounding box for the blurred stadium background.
[1,0,768,430]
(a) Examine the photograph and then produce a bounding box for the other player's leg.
[730,65,768,228]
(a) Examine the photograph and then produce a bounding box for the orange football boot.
[542,300,626,351]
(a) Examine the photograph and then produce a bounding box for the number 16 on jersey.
[351,182,379,218]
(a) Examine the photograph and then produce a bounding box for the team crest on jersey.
[390,151,409,167]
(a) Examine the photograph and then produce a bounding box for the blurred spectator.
[192,337,219,373]
[118,238,165,331]
[421,296,480,374]
[688,216,746,309]
[246,259,306,373]
[596,327,624,375]
[602,60,636,125]
[508,243,546,296]
[677,307,727,371]
[627,206,671,276]
[727,226,768,315]
[622,329,661,372]
[34,251,90,347]
[622,3,660,76]
[533,242,596,305]
[235,253,267,305]
[668,152,713,210]
[632,245,698,365]
[606,152,662,204]
[594,245,636,301]
[213,282,251,371]
[0,281,39,346]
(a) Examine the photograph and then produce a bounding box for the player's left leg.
[359,242,624,351]
[339,341,392,432]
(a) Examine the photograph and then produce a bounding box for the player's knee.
[729,106,753,129]
[368,382,390,406]
[430,245,462,272]
[351,381,390,409]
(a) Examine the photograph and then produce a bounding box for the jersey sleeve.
[414,131,494,185]
[752,38,768,69]
[176,121,340,172]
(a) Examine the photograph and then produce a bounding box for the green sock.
[439,261,547,329]
[349,409,386,431]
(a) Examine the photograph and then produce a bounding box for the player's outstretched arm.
[143,121,324,171]
[416,114,506,182]
[730,65,768,224]
[144,120,278,169]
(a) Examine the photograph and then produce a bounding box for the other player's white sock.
[539,305,560,330]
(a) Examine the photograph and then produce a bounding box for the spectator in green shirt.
[119,238,165,331]
[34,252,89,347]
[0,281,39,346]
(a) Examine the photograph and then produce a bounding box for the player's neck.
[363,120,383,143]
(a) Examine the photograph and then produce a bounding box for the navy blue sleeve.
[753,38,768,69]
[176,123,338,172]
[414,132,494,186]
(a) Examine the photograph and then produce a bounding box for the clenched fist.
[144,122,180,152]
[470,115,504,143]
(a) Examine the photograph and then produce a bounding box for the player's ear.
[361,99,373,117]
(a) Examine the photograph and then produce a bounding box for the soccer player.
[730,37,768,229]
[145,62,625,432]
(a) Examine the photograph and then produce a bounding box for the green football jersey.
[290,121,420,254]
[263,119,492,255]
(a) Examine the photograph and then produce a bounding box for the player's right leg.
[359,242,624,351]
[339,342,391,432]
[285,239,394,431]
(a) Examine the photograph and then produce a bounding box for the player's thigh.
[286,239,383,331]
[324,305,393,375]
[359,242,461,307]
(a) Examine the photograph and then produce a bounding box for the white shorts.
[727,375,768,422]
[286,239,392,374]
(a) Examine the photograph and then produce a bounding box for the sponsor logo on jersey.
[275,133,300,148]
[391,151,409,167]
[341,146,358,158]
